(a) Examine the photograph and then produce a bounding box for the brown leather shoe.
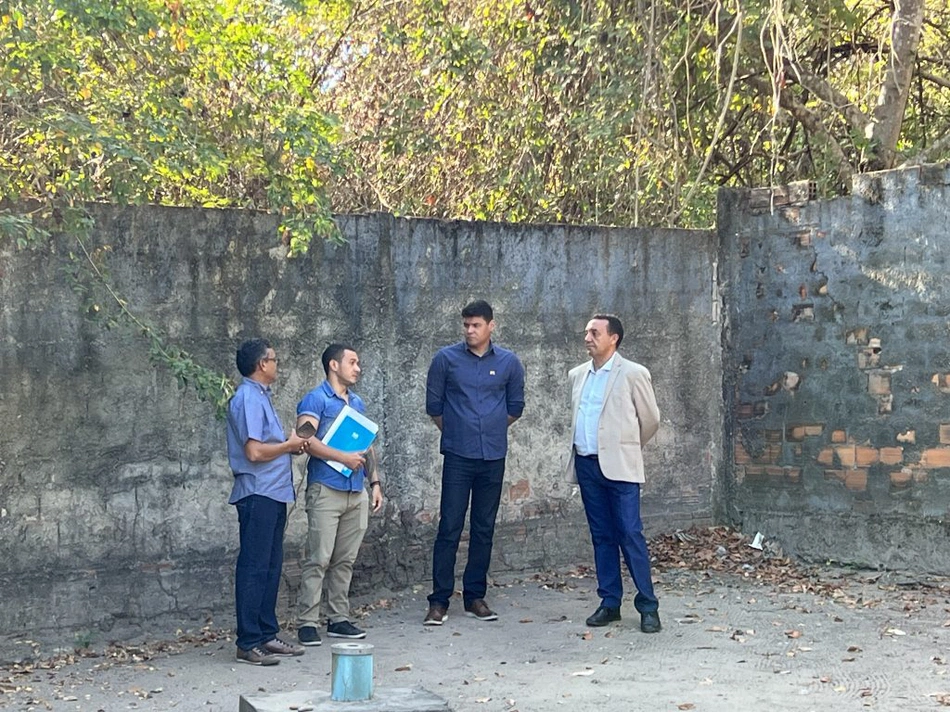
[423,604,448,626]
[464,598,498,621]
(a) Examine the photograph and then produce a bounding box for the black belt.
[576,452,598,461]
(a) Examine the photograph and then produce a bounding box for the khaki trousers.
[297,483,369,626]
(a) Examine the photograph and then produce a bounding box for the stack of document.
[321,404,379,476]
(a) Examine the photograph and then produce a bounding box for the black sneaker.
[297,626,322,646]
[327,620,366,639]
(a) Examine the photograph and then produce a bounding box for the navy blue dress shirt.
[426,341,525,460]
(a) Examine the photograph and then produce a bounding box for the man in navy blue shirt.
[295,344,383,646]
[424,300,525,625]
[227,339,308,665]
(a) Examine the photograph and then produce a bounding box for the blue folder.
[321,404,379,476]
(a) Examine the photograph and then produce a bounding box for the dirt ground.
[4,528,950,712]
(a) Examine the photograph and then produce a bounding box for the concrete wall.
[719,165,950,571]
[0,206,721,644]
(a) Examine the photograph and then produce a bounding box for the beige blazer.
[566,355,660,484]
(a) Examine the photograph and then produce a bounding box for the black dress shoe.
[640,611,661,633]
[586,606,621,627]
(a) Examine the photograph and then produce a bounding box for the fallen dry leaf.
[519,619,533,624]
[678,704,696,710]
[571,669,594,677]
[785,629,802,638]
[581,631,593,641]
[394,664,412,672]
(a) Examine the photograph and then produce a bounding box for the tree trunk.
[865,0,926,171]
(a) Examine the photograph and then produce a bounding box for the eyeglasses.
[261,357,279,364]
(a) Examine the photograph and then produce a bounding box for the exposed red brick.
[879,447,903,465]
[765,465,784,477]
[845,469,868,491]
[784,467,801,482]
[940,424,950,445]
[765,429,783,443]
[804,425,823,436]
[745,466,766,477]
[835,446,856,467]
[824,469,846,483]
[737,403,755,419]
[734,441,752,465]
[922,448,950,469]
[508,479,531,502]
[831,430,847,443]
[897,430,916,444]
[788,426,806,441]
[854,447,879,467]
[889,469,913,488]
[817,448,835,466]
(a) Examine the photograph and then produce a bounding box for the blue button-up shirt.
[226,377,295,504]
[297,380,367,492]
[426,341,525,460]
[573,354,617,456]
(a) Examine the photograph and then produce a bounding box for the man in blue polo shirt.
[295,344,383,646]
[424,300,525,625]
[227,338,308,666]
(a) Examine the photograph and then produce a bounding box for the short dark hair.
[591,313,624,347]
[236,338,271,377]
[322,343,356,376]
[461,300,493,322]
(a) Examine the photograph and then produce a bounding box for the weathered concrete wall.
[0,207,720,644]
[720,165,950,571]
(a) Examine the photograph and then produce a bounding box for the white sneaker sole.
[466,612,498,621]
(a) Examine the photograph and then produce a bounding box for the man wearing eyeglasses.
[226,339,308,665]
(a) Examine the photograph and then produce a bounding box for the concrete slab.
[239,686,450,712]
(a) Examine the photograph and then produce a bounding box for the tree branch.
[745,73,853,188]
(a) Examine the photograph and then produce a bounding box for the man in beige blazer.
[567,314,662,633]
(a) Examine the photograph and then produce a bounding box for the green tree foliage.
[0,0,344,252]
[3,0,946,233]
[321,0,947,227]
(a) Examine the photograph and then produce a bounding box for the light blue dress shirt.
[572,353,617,456]
[226,377,295,504]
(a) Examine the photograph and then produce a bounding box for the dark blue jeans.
[575,455,658,613]
[429,453,505,608]
[234,494,286,650]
